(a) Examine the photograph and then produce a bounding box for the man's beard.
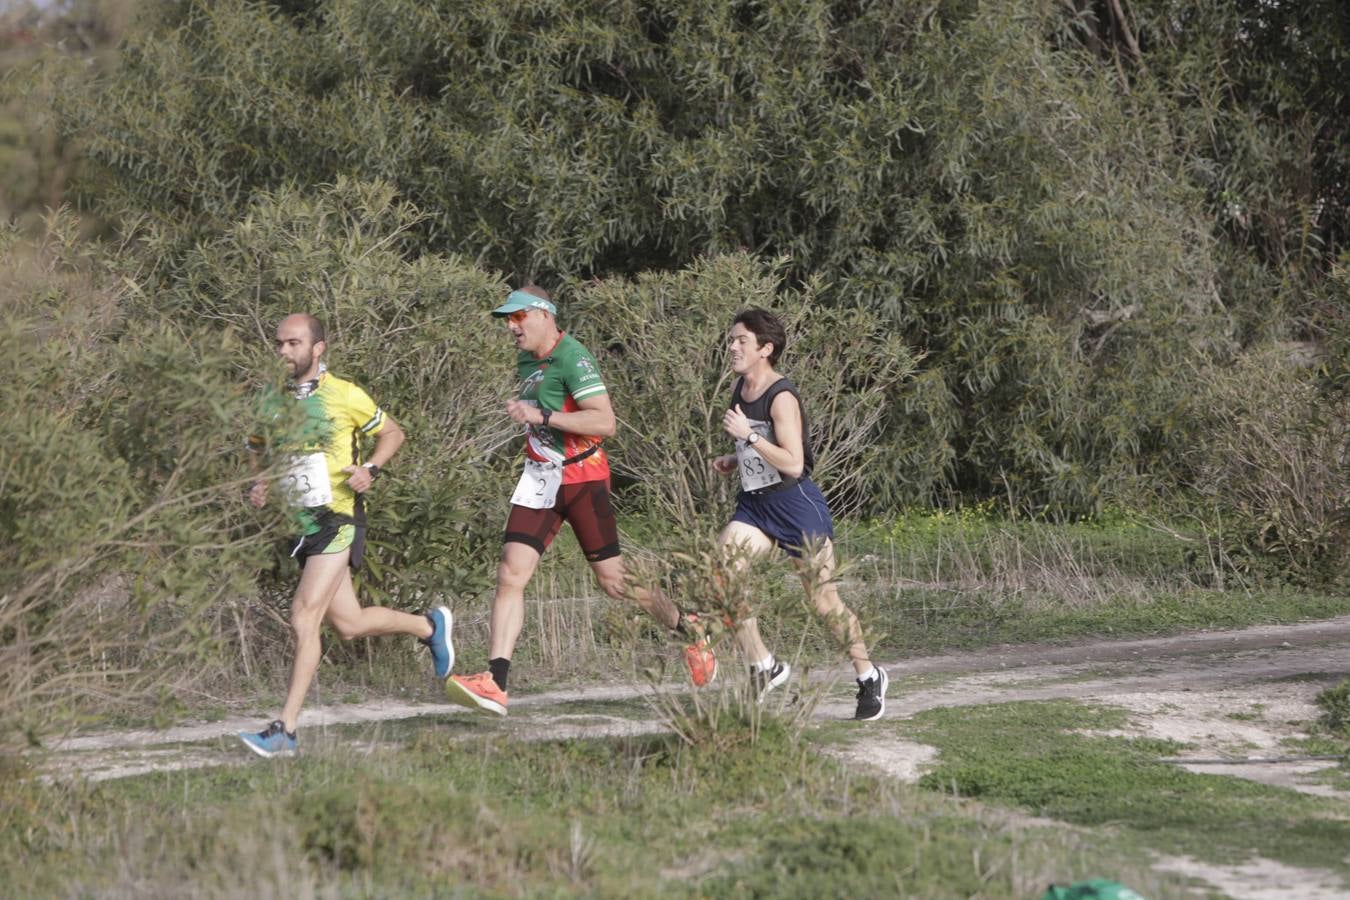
[286,350,316,379]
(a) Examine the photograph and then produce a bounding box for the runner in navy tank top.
[709,309,889,721]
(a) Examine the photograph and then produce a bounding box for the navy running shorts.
[730,478,834,557]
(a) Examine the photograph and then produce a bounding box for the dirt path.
[37,615,1350,899]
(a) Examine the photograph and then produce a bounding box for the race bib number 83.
[736,440,782,492]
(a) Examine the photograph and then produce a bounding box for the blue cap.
[491,289,557,317]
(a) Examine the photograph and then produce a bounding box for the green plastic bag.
[1042,879,1146,900]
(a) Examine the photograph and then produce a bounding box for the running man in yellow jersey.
[237,313,454,758]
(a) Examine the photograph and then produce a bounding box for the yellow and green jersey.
[256,372,388,533]
[516,332,610,484]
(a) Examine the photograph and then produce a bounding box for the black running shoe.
[751,661,791,703]
[854,667,889,721]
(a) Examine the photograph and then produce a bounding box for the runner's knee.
[290,611,323,641]
[810,585,845,618]
[497,555,534,590]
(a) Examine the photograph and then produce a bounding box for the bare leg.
[279,551,349,732]
[324,575,433,642]
[795,538,870,676]
[718,521,777,663]
[489,542,542,660]
[590,554,680,630]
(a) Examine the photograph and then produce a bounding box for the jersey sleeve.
[343,382,387,436]
[565,346,608,403]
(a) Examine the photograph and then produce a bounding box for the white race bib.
[510,457,563,509]
[736,428,782,492]
[282,452,333,508]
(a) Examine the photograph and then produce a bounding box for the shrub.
[569,254,920,519]
[1315,680,1350,737]
[159,177,516,606]
[0,214,273,748]
[1183,346,1349,583]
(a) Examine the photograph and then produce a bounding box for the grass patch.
[2,716,1192,897]
[904,699,1350,883]
[828,512,1350,658]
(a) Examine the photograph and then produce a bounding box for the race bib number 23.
[282,452,333,508]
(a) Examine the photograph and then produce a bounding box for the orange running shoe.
[681,613,718,687]
[684,638,718,687]
[445,672,508,717]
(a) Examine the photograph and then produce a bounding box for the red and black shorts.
[504,479,621,562]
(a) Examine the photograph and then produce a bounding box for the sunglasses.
[505,309,531,325]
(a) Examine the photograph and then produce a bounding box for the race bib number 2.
[511,458,563,509]
[283,452,333,508]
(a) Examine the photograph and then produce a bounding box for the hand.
[722,403,752,441]
[711,455,736,476]
[506,399,542,426]
[249,480,268,508]
[342,465,374,493]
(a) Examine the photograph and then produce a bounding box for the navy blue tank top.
[730,376,815,488]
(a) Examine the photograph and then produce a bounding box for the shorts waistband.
[742,478,799,497]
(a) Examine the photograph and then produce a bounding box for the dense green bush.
[1182,346,1349,584]
[571,254,920,517]
[156,177,515,603]
[58,0,1283,513]
[22,0,1346,578]
[0,215,272,748]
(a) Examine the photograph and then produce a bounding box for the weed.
[1315,680,1350,735]
[906,699,1350,881]
[0,714,1189,897]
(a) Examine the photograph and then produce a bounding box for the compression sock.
[488,657,511,692]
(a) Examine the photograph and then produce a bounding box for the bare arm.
[722,393,805,478]
[507,393,616,438]
[343,414,405,493]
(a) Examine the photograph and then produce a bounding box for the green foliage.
[0,723,1181,897]
[0,212,272,748]
[576,253,920,515]
[911,699,1350,876]
[55,0,1307,515]
[157,177,515,603]
[1316,681,1350,737]
[0,0,131,230]
[1180,347,1349,583]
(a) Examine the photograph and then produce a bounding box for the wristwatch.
[746,432,761,445]
[363,463,382,481]
[540,408,552,427]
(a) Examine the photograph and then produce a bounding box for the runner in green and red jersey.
[444,286,715,716]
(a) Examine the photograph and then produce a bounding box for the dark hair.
[288,313,325,344]
[733,308,786,365]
